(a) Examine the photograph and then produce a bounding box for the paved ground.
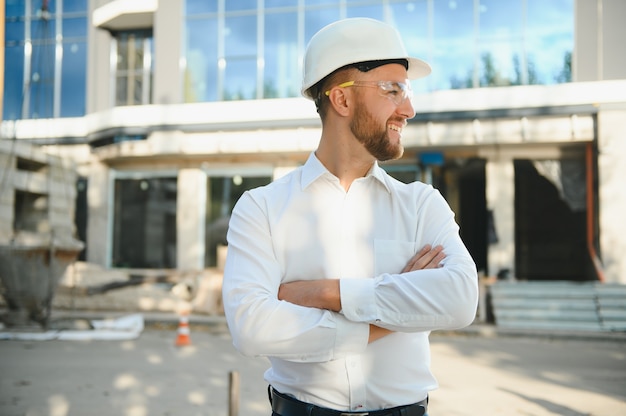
[0,317,625,416]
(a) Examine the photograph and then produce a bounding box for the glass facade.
[3,0,88,120]
[3,0,574,118]
[183,0,574,102]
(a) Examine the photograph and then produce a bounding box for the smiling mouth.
[388,124,403,133]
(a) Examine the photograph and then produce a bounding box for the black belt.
[269,387,428,416]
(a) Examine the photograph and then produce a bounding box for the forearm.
[277,279,341,311]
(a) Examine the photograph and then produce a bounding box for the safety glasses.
[324,80,413,106]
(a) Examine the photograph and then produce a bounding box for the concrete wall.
[153,0,183,105]
[597,106,626,283]
[0,141,80,247]
[87,3,113,114]
[574,0,626,82]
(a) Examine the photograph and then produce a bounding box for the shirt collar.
[301,152,391,193]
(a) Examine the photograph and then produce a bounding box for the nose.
[397,96,416,119]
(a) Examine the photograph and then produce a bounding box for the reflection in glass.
[265,12,299,98]
[223,15,258,99]
[225,15,257,56]
[346,5,383,20]
[205,176,272,267]
[3,46,24,120]
[223,58,257,100]
[388,1,430,94]
[527,0,573,84]
[63,17,88,38]
[29,43,55,119]
[185,0,217,15]
[433,0,475,90]
[305,7,341,41]
[63,0,87,13]
[113,178,178,269]
[5,19,25,42]
[266,0,298,7]
[181,0,574,101]
[226,0,257,11]
[185,17,218,102]
[61,41,87,117]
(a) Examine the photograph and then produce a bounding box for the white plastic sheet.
[0,314,144,341]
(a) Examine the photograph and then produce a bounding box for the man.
[222,18,479,416]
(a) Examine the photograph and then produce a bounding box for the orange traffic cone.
[175,313,192,347]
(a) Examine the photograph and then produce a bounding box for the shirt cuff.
[339,278,378,323]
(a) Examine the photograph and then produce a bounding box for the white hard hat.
[301,18,431,99]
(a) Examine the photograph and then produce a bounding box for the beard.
[349,104,404,161]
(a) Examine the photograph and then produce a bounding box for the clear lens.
[377,81,413,105]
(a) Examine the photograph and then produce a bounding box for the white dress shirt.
[222,152,478,412]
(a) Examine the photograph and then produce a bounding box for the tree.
[555,51,572,83]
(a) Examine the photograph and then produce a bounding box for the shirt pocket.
[374,239,417,276]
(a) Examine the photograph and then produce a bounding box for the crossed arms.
[278,245,446,343]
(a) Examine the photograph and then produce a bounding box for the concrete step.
[489,281,626,332]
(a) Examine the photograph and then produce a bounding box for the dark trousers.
[269,386,429,416]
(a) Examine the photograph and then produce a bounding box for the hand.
[401,244,445,273]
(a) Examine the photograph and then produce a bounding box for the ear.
[327,88,352,117]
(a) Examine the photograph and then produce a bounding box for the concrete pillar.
[177,169,207,271]
[597,107,626,283]
[153,0,183,104]
[86,161,110,267]
[485,158,515,279]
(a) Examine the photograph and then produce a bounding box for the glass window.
[185,17,218,102]
[305,6,341,41]
[3,45,24,120]
[432,0,475,90]
[37,0,57,12]
[306,0,335,5]
[5,18,24,42]
[346,5,383,19]
[266,0,298,8]
[264,12,299,98]
[223,14,258,100]
[226,0,257,12]
[6,0,25,16]
[389,1,430,94]
[477,0,523,86]
[185,0,218,15]
[112,178,178,269]
[115,31,153,106]
[63,17,87,38]
[29,42,56,119]
[61,41,86,117]
[223,58,257,100]
[31,18,56,40]
[205,175,272,267]
[526,0,573,84]
[224,15,257,57]
[63,0,87,13]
